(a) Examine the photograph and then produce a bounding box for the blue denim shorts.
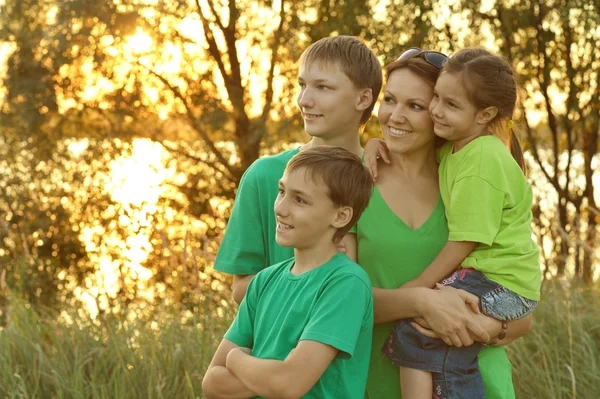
[382,269,537,398]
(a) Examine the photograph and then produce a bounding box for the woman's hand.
[416,286,491,347]
[412,312,503,345]
[364,139,390,181]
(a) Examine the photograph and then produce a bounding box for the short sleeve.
[214,165,267,275]
[300,275,372,359]
[223,275,260,348]
[447,176,505,245]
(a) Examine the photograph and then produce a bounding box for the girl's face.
[378,68,437,156]
[429,71,485,151]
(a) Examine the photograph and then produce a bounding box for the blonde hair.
[300,36,382,125]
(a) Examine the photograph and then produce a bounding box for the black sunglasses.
[397,47,448,69]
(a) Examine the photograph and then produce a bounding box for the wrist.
[413,287,433,317]
[484,321,508,346]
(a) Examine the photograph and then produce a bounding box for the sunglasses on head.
[397,48,448,69]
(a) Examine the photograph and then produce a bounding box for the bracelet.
[484,321,508,346]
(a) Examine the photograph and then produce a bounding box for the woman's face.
[378,68,437,156]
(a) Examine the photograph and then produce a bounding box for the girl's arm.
[363,138,389,181]
[402,240,477,289]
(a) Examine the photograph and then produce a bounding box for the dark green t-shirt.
[214,148,299,274]
[357,187,515,399]
[225,253,374,398]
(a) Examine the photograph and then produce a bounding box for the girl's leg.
[400,366,433,399]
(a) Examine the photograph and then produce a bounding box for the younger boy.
[202,146,374,399]
[214,36,382,304]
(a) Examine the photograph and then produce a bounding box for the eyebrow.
[297,77,332,84]
[278,180,311,198]
[435,90,463,104]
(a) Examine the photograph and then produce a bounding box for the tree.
[462,0,600,284]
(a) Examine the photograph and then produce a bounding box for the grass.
[0,299,234,398]
[0,283,598,398]
[507,282,600,399]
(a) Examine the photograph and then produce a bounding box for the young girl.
[367,48,541,399]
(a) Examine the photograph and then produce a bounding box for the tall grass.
[507,282,600,399]
[0,298,234,398]
[0,283,597,398]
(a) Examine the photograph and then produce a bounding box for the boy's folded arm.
[202,339,256,399]
[227,340,338,399]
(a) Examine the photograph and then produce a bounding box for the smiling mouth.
[303,113,323,120]
[277,222,294,231]
[433,120,449,127]
[389,127,412,137]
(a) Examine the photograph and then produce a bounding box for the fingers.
[336,242,347,254]
[411,322,439,339]
[378,142,391,164]
[456,328,474,347]
[466,319,491,343]
[456,289,480,314]
[413,317,430,329]
[367,158,378,181]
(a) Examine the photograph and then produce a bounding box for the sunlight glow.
[125,28,154,54]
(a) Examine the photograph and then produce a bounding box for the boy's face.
[274,168,341,250]
[297,61,367,140]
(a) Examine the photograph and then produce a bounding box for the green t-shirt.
[356,187,515,399]
[438,136,541,300]
[225,253,374,399]
[214,148,299,275]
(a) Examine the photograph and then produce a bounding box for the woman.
[344,49,533,398]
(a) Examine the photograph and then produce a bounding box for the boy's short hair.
[299,36,382,126]
[285,146,373,243]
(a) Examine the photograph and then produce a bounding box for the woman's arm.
[342,233,489,346]
[412,306,535,346]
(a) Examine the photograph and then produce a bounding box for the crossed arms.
[202,338,338,399]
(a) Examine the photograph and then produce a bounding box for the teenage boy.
[202,146,374,399]
[214,36,382,304]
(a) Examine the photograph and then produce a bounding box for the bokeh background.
[0,0,598,397]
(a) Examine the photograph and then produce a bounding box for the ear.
[355,88,373,112]
[331,206,353,229]
[476,106,498,125]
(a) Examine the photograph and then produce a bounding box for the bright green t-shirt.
[214,148,299,275]
[438,136,541,300]
[225,253,374,399]
[356,187,515,399]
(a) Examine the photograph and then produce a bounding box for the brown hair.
[385,55,446,147]
[300,36,382,125]
[442,48,526,173]
[285,146,373,243]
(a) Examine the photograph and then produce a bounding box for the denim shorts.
[382,269,537,399]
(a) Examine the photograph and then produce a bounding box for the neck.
[305,134,363,158]
[291,241,339,275]
[385,146,438,179]
[453,126,490,152]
